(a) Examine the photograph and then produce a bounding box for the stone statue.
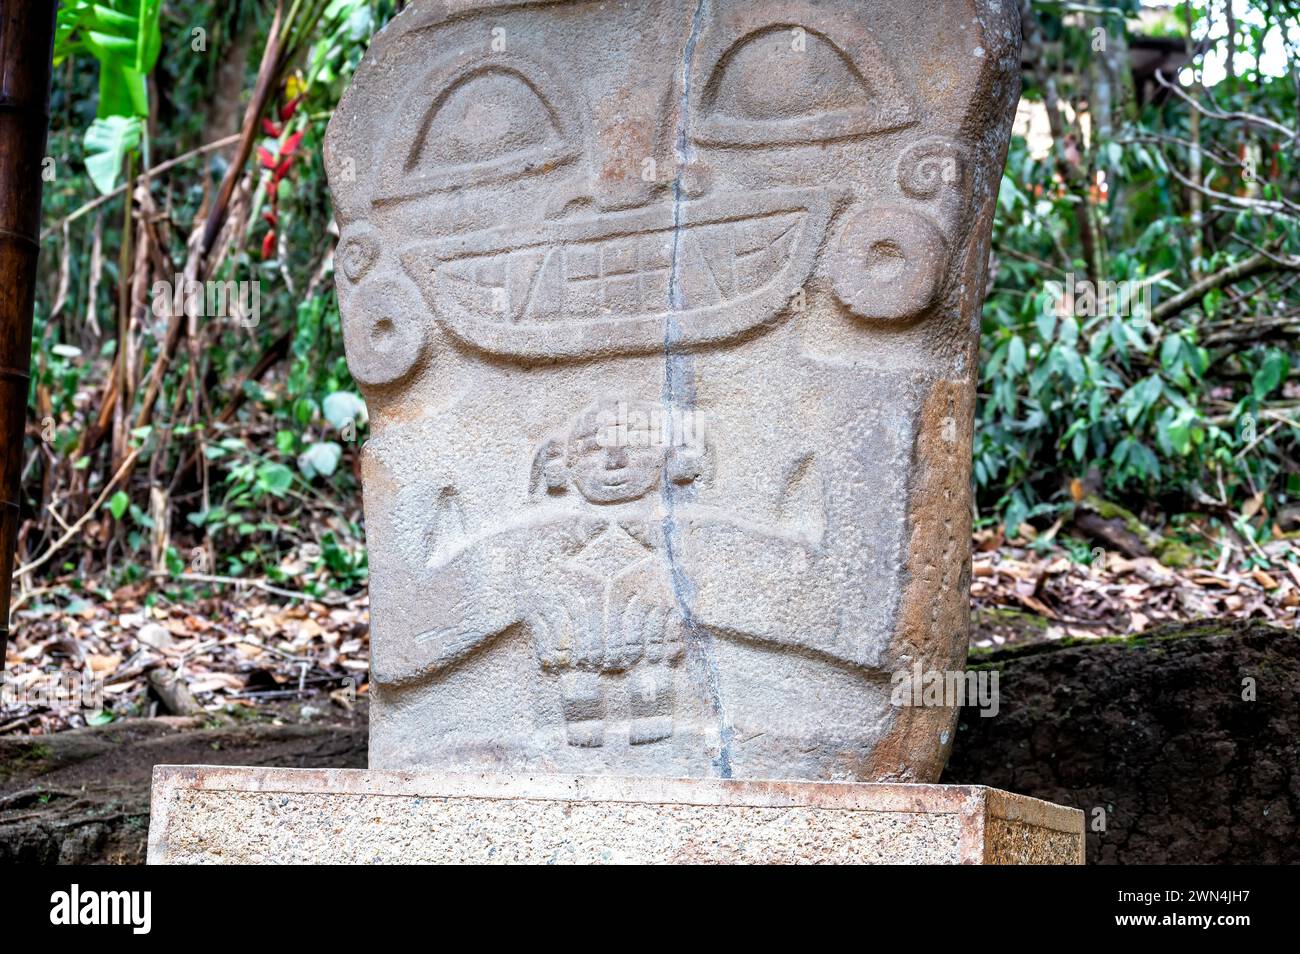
[324,0,1021,781]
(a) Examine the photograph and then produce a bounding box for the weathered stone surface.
[148,766,1082,864]
[324,0,1021,781]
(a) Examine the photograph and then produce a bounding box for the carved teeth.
[507,251,546,323]
[525,248,565,324]
[438,211,803,324]
[675,231,723,311]
[698,224,737,301]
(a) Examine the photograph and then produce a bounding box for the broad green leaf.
[997,175,1026,212]
[256,463,295,497]
[59,0,162,118]
[293,397,320,426]
[1007,336,1027,375]
[83,116,141,194]
[1252,350,1290,401]
[1072,428,1088,461]
[1058,316,1079,347]
[1159,334,1183,373]
[53,0,95,63]
[1003,491,1029,536]
[323,391,368,431]
[298,442,343,479]
[108,491,129,521]
[1035,305,1057,343]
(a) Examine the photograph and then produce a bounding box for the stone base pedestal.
[148,766,1084,864]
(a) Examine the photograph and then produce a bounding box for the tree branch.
[1152,250,1300,322]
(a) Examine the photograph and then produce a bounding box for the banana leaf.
[83,115,142,195]
[56,0,163,118]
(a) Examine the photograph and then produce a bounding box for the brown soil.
[944,620,1300,864]
[0,703,366,863]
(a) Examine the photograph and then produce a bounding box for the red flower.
[279,95,303,123]
[280,130,304,158]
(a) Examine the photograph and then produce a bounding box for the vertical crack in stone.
[660,0,735,778]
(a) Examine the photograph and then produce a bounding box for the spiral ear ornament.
[897,138,966,200]
[341,276,429,388]
[338,226,380,284]
[828,206,949,323]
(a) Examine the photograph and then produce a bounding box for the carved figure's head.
[325,0,1018,386]
[566,400,669,505]
[532,398,709,505]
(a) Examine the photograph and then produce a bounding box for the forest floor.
[3,534,1297,737]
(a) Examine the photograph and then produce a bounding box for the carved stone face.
[326,0,1020,782]
[566,401,667,505]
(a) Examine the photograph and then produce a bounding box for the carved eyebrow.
[699,24,870,112]
[405,65,562,173]
[691,17,917,147]
[373,51,580,203]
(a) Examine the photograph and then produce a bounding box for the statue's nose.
[589,93,673,212]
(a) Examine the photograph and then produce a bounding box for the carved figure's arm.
[371,518,600,687]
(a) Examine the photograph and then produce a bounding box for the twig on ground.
[149,571,353,606]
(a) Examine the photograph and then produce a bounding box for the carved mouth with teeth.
[441,211,802,320]
[400,187,847,361]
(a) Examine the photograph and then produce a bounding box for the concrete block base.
[148,766,1084,865]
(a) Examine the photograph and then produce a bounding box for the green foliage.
[26,1,402,595]
[55,0,163,118]
[82,115,141,194]
[981,1,1300,533]
[57,1,162,195]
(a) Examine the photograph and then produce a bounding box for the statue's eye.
[711,29,864,121]
[376,60,577,201]
[697,26,915,146]
[411,70,558,171]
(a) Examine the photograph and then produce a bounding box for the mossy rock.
[1082,494,1197,568]
[1152,537,1196,568]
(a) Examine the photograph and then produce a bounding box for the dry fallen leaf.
[1252,570,1279,590]
[136,622,175,651]
[86,653,120,675]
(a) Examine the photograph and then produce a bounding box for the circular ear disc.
[829,206,948,322]
[342,276,429,387]
[339,228,380,284]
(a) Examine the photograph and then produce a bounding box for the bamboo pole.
[0,2,57,668]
